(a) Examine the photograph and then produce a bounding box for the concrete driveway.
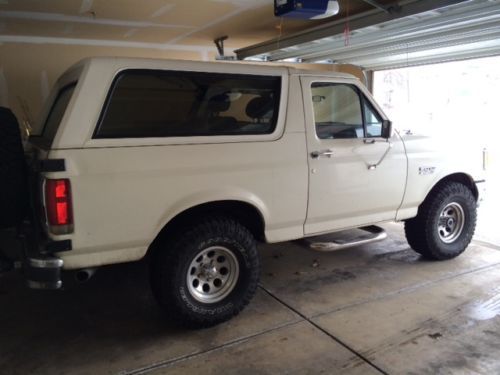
[1,223,499,374]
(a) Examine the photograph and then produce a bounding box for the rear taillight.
[45,178,74,234]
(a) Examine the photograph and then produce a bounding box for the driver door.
[301,76,407,235]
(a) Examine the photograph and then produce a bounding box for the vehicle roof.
[72,56,358,80]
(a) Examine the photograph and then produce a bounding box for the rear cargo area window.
[94,70,282,138]
[32,83,76,147]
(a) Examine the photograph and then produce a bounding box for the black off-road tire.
[0,107,29,229]
[404,182,476,260]
[150,216,260,328]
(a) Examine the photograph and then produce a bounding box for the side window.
[363,98,383,138]
[311,83,363,139]
[94,70,281,138]
[32,83,76,147]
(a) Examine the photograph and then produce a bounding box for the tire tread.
[405,182,476,260]
[150,216,259,328]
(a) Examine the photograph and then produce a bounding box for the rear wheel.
[150,216,260,328]
[405,182,476,260]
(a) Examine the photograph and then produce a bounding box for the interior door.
[301,76,407,235]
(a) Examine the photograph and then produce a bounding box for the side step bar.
[305,225,387,252]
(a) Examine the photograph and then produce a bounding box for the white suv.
[0,57,486,327]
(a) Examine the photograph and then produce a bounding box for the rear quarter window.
[31,83,76,148]
[94,70,282,138]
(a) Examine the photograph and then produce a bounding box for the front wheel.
[150,216,260,328]
[404,182,477,260]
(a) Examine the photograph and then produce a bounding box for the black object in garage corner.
[0,253,14,273]
[0,107,29,229]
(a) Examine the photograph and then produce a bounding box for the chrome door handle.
[311,149,334,159]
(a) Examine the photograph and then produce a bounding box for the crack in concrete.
[309,259,500,321]
[472,240,500,251]
[119,318,302,375]
[258,284,388,375]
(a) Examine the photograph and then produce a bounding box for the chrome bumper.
[26,256,64,290]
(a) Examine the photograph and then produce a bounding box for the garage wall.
[0,42,363,136]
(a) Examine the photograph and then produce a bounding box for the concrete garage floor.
[1,223,500,374]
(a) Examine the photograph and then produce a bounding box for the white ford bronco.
[0,57,486,327]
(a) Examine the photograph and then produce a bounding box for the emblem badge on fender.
[419,166,436,175]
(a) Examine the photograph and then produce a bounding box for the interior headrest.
[245,96,273,119]
[207,94,230,113]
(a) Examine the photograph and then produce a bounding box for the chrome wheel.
[438,202,465,243]
[186,246,239,304]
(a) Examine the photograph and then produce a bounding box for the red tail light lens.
[45,179,73,234]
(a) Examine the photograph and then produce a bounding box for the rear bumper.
[26,256,64,290]
[23,233,70,289]
[0,226,68,290]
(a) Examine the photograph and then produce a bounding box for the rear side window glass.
[94,70,282,138]
[34,83,76,147]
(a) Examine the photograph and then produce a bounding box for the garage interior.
[1,0,499,374]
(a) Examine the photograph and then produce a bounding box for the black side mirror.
[381,119,392,139]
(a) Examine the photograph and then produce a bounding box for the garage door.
[235,0,500,70]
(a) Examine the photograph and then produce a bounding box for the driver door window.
[311,83,363,139]
[311,82,385,139]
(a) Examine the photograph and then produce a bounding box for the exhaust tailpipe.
[75,268,97,283]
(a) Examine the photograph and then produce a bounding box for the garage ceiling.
[236,0,500,70]
[0,0,397,54]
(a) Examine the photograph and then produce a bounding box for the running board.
[305,225,387,252]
